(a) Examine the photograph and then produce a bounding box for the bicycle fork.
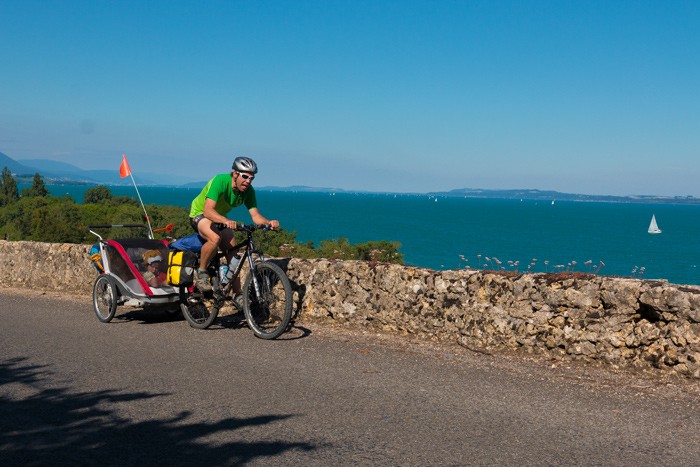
[247,250,266,302]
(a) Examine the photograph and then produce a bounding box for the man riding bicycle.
[189,156,279,292]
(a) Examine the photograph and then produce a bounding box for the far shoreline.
[27,181,700,207]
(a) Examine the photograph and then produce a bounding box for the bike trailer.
[99,238,179,301]
[88,224,181,323]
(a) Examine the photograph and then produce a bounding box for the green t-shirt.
[189,174,257,218]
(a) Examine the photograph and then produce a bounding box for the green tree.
[30,198,84,243]
[1,196,51,240]
[22,173,50,198]
[83,185,112,204]
[250,227,311,257]
[355,240,403,263]
[0,199,23,239]
[1,166,19,206]
[317,237,356,260]
[108,196,139,207]
[278,239,317,259]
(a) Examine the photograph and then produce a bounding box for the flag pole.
[120,154,154,239]
[129,172,154,239]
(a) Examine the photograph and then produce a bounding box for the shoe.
[232,293,243,311]
[194,270,213,292]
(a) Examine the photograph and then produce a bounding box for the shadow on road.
[110,307,313,341]
[109,306,184,325]
[0,357,316,464]
[216,313,312,340]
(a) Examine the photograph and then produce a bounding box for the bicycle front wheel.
[242,261,293,339]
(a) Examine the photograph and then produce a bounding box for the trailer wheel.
[93,275,118,323]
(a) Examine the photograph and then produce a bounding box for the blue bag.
[170,234,206,253]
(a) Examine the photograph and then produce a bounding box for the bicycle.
[178,223,293,339]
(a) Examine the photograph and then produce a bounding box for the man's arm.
[203,198,236,229]
[248,207,279,229]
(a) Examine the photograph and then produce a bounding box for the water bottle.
[226,254,240,282]
[219,264,229,284]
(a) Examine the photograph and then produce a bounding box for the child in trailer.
[142,249,167,287]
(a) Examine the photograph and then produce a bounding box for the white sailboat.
[648,214,662,234]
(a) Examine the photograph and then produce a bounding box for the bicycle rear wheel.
[242,261,293,339]
[180,279,220,329]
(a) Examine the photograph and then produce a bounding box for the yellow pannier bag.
[167,250,197,286]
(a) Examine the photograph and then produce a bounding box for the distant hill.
[0,152,38,175]
[18,159,86,176]
[180,181,208,189]
[3,151,700,203]
[262,185,347,193]
[180,182,348,192]
[429,187,700,204]
[0,151,196,186]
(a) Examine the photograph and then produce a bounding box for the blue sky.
[1,0,698,196]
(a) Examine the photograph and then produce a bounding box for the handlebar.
[86,223,148,231]
[87,223,150,241]
[213,222,274,232]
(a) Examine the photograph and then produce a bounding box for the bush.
[22,173,50,198]
[30,198,83,243]
[1,166,19,206]
[83,186,112,204]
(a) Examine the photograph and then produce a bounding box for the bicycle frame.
[214,225,266,300]
[180,223,294,337]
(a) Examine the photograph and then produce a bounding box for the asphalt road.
[2,289,700,466]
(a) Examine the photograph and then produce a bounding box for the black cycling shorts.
[189,214,205,232]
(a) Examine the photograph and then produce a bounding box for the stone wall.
[2,240,699,379]
[0,240,94,294]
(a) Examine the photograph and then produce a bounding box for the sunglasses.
[239,173,255,181]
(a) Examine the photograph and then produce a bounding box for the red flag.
[119,154,131,178]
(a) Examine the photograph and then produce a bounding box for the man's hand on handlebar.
[214,220,279,231]
[222,219,237,230]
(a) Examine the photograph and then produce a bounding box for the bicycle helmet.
[232,156,258,174]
